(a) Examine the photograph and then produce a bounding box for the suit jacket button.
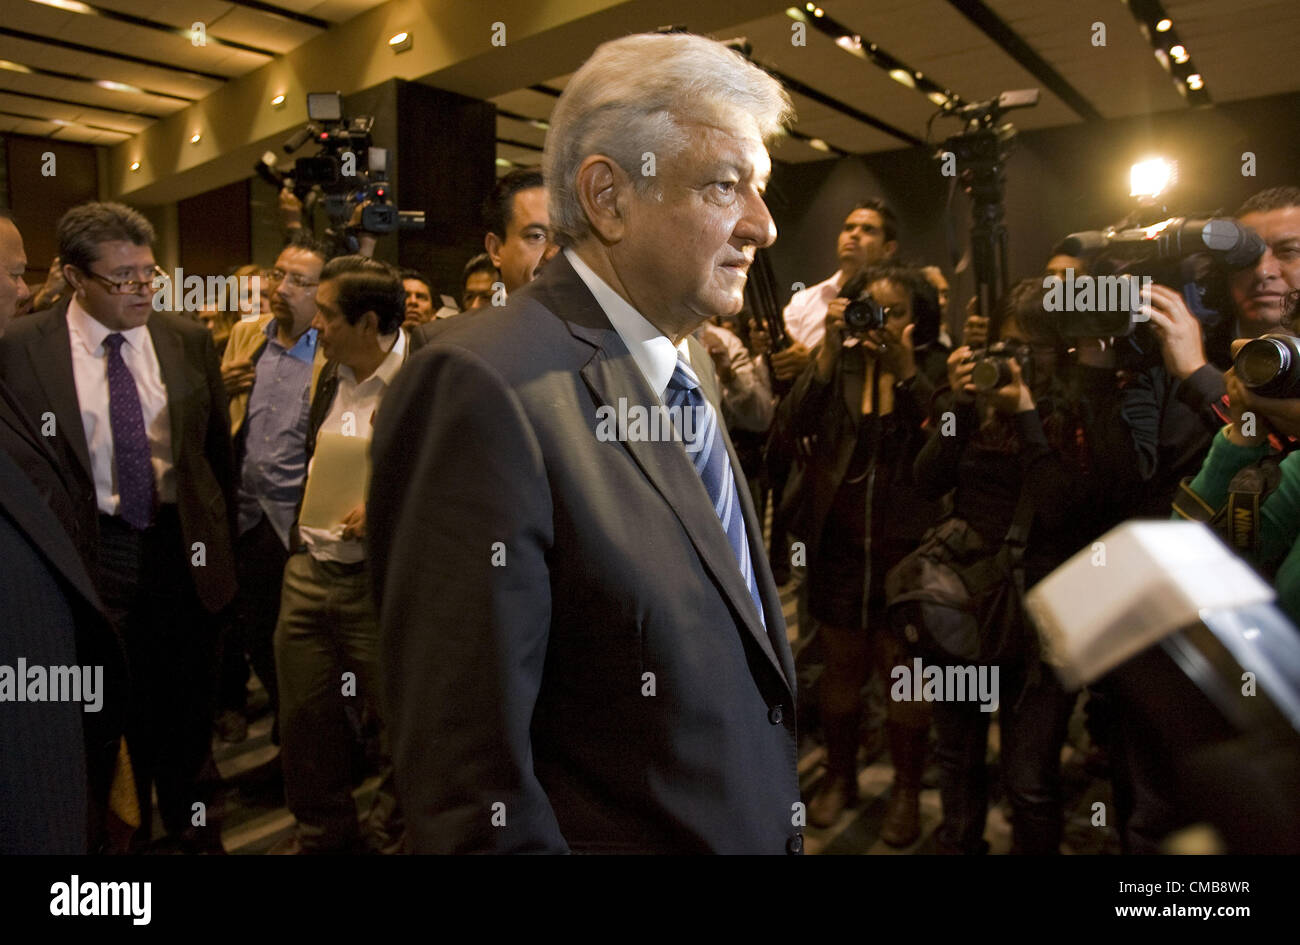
[787,833,803,854]
[768,704,783,725]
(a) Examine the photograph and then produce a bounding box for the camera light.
[1170,44,1188,63]
[1187,73,1204,90]
[1156,18,1172,32]
[1130,158,1175,199]
[271,94,285,107]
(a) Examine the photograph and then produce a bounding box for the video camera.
[253,92,425,254]
[1050,216,1266,341]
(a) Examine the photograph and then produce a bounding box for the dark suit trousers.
[97,507,216,841]
[217,514,288,715]
[275,552,402,853]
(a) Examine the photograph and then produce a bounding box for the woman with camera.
[911,278,1134,854]
[784,263,945,840]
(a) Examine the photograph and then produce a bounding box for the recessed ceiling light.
[0,60,32,74]
[495,157,514,168]
[96,79,142,94]
[1187,74,1203,90]
[807,138,830,152]
[271,94,286,107]
[1170,44,1188,63]
[813,6,824,16]
[529,119,549,130]
[31,0,95,13]
[927,91,949,106]
[1155,18,1173,32]
[888,68,916,89]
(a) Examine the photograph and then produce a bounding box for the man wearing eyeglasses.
[215,233,329,742]
[0,201,236,854]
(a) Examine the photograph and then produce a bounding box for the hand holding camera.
[1141,283,1208,380]
[1228,335,1300,442]
[947,346,977,403]
[813,297,849,382]
[988,354,1035,416]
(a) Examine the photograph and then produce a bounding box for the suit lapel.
[550,257,790,694]
[28,301,93,484]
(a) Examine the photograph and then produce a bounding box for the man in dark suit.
[369,33,802,853]
[0,202,236,853]
[0,211,126,853]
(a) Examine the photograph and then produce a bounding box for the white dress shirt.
[565,248,690,400]
[66,298,175,515]
[781,271,845,351]
[693,321,774,433]
[300,327,407,564]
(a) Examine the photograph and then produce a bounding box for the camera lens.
[1235,334,1300,398]
[971,357,1011,392]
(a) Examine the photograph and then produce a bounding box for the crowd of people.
[1,29,1297,855]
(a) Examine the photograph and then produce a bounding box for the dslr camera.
[843,294,887,336]
[1235,333,1300,399]
[967,340,1030,392]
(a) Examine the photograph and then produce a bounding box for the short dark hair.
[57,201,154,274]
[399,268,433,294]
[483,167,544,239]
[319,255,405,335]
[852,262,939,347]
[849,198,899,246]
[462,252,498,283]
[281,229,331,264]
[1237,186,1300,217]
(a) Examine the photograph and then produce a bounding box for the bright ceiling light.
[1130,157,1175,199]
[1155,18,1173,32]
[813,6,824,16]
[927,90,949,106]
[529,119,549,130]
[96,79,142,93]
[888,68,915,89]
[30,0,95,13]
[270,94,285,107]
[495,157,514,168]
[807,138,830,152]
[388,31,412,53]
[0,60,32,74]
[1186,73,1204,90]
[190,132,201,144]
[129,161,141,171]
[1170,44,1188,63]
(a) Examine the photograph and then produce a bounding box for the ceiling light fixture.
[129,160,141,171]
[190,132,201,144]
[888,68,915,89]
[271,94,285,107]
[95,79,142,93]
[0,60,33,74]
[1186,74,1203,90]
[1170,44,1188,63]
[807,137,830,152]
[1155,18,1172,32]
[388,31,412,53]
[30,0,95,13]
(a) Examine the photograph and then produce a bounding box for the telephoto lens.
[1235,333,1300,398]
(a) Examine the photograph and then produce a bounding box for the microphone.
[1060,218,1266,269]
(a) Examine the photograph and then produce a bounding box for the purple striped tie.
[664,354,766,629]
[103,333,155,530]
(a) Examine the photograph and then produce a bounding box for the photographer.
[1176,329,1300,625]
[784,263,942,840]
[913,278,1138,854]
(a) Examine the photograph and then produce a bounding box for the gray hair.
[543,33,794,248]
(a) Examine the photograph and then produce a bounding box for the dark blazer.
[0,299,237,614]
[0,378,126,853]
[369,252,801,854]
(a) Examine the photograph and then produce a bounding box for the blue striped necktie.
[663,353,766,629]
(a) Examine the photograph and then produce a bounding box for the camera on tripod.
[253,92,425,254]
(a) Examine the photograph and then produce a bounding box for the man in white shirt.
[370,32,802,854]
[0,201,236,853]
[769,198,900,382]
[272,255,407,854]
